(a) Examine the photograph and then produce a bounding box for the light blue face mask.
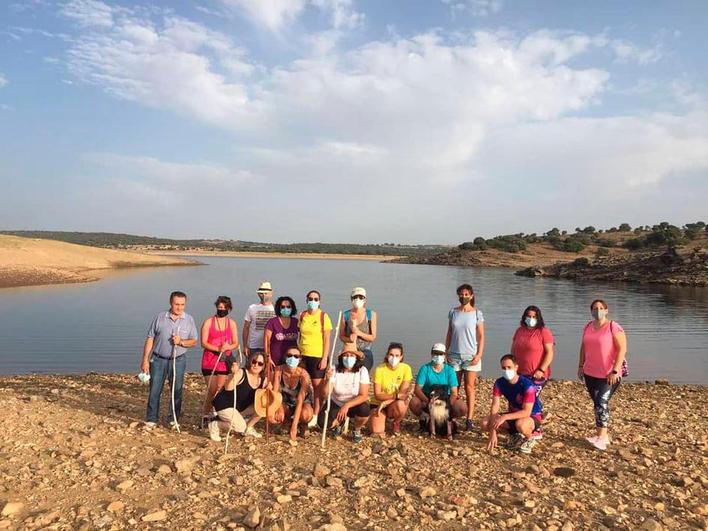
[342,356,356,369]
[307,300,320,311]
[280,307,292,317]
[524,317,538,328]
[285,356,300,369]
[502,368,516,381]
[432,355,445,366]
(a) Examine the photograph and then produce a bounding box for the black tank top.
[213,371,264,412]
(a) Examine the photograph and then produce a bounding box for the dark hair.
[306,289,321,300]
[214,295,232,311]
[590,299,608,310]
[456,283,475,306]
[170,291,187,302]
[336,351,364,373]
[520,305,545,328]
[500,354,517,365]
[386,342,404,359]
[248,351,265,366]
[274,296,297,317]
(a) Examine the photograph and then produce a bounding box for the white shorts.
[448,352,481,372]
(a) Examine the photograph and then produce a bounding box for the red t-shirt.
[511,326,554,378]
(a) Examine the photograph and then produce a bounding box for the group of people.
[139,282,628,453]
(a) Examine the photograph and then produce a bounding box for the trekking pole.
[224,346,243,455]
[265,351,272,443]
[321,311,342,449]
[171,326,181,434]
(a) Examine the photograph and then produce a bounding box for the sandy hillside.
[0,235,197,289]
[0,374,705,530]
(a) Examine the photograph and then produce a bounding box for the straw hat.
[254,388,282,417]
[257,281,273,293]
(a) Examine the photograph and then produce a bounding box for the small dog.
[420,386,457,440]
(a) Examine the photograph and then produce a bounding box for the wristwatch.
[610,370,618,375]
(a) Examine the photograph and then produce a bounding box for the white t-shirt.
[331,367,370,406]
[243,303,275,349]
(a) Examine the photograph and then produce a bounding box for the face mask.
[280,307,292,317]
[592,309,607,321]
[502,368,516,382]
[307,300,320,311]
[138,372,151,385]
[388,356,400,367]
[216,309,229,318]
[432,355,445,366]
[259,294,272,304]
[342,356,356,369]
[285,356,300,369]
[524,317,537,328]
[459,296,472,305]
[352,299,365,309]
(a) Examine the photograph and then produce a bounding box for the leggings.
[584,374,620,428]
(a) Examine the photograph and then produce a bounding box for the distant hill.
[0,231,446,257]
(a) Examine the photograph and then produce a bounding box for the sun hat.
[351,287,367,298]
[431,343,446,354]
[257,281,272,293]
[254,389,283,418]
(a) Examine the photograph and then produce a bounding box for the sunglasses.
[286,354,301,359]
[307,297,320,301]
[251,361,265,367]
[281,305,292,309]
[351,295,366,300]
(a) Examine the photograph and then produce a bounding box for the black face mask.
[459,296,472,305]
[216,309,229,318]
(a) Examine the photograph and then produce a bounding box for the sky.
[0,0,706,244]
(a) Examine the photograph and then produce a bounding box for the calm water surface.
[0,257,706,383]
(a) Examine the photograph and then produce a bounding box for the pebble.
[419,487,436,499]
[553,467,576,478]
[640,518,663,530]
[116,479,133,492]
[277,495,292,504]
[313,463,331,479]
[243,506,260,528]
[107,501,124,513]
[1,503,23,517]
[142,510,167,522]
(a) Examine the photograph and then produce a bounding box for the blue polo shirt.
[146,311,198,359]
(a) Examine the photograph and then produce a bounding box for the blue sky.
[0,0,706,243]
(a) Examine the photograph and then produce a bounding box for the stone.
[0,521,11,529]
[654,502,665,512]
[640,518,663,531]
[564,500,582,511]
[175,458,195,475]
[1,503,23,517]
[313,463,331,479]
[277,495,292,504]
[243,506,260,528]
[116,479,134,492]
[326,476,343,488]
[553,467,576,478]
[419,487,437,499]
[107,501,125,513]
[156,464,172,475]
[386,507,398,518]
[437,510,456,521]
[142,510,167,522]
[561,522,574,531]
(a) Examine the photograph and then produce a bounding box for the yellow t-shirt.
[371,363,413,404]
[298,310,333,358]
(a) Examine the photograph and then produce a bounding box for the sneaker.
[504,433,524,450]
[352,430,363,444]
[530,429,543,440]
[307,416,318,429]
[208,421,221,442]
[392,419,401,435]
[331,425,342,437]
[585,435,611,447]
[465,419,475,432]
[519,437,537,454]
[244,427,262,438]
[144,421,157,429]
[590,437,609,451]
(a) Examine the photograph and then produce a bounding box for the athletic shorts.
[318,402,370,429]
[506,416,542,434]
[302,356,326,380]
[448,352,481,372]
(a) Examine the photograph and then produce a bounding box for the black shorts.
[507,416,542,434]
[318,402,370,429]
[302,356,326,380]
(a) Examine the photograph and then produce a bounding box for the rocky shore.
[0,374,706,530]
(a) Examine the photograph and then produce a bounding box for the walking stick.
[266,350,272,443]
[224,346,243,455]
[321,311,342,449]
[171,326,181,434]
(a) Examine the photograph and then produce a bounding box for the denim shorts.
[448,352,481,372]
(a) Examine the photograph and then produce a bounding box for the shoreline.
[0,374,705,529]
[149,250,399,261]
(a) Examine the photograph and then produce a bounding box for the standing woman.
[200,296,239,426]
[264,296,299,367]
[578,299,627,451]
[298,290,333,421]
[339,287,378,372]
[510,305,554,420]
[445,283,485,431]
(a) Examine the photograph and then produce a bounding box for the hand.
[607,372,620,385]
[533,369,545,380]
[326,367,335,380]
[219,343,229,353]
[492,414,506,431]
[487,430,498,452]
[577,367,584,382]
[336,406,349,423]
[172,335,182,346]
[348,334,357,343]
[319,358,328,371]
[141,359,149,374]
[471,354,482,366]
[289,426,298,441]
[244,347,250,357]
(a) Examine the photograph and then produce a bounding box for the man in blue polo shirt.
[483,354,543,454]
[141,291,198,428]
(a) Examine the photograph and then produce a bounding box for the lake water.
[0,256,706,383]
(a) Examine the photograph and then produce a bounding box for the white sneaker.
[208,421,222,442]
[144,421,157,429]
[307,416,317,429]
[244,427,262,438]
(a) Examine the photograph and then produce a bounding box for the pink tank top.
[201,317,233,371]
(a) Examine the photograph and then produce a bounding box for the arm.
[227,320,240,351]
[141,337,154,373]
[497,400,533,424]
[242,319,251,356]
[373,382,395,403]
[352,311,377,343]
[223,367,242,392]
[445,321,452,355]
[201,319,219,352]
[290,370,310,439]
[472,321,485,364]
[535,342,555,378]
[609,331,627,384]
[413,383,429,404]
[396,379,411,401]
[264,327,273,361]
[319,328,332,370]
[486,395,502,451]
[577,342,586,381]
[339,314,354,344]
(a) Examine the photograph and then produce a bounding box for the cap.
[257,281,272,293]
[431,343,446,354]
[351,287,367,298]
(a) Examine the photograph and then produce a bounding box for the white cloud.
[612,39,662,65]
[60,0,116,28]
[0,74,7,88]
[221,0,362,32]
[442,0,502,17]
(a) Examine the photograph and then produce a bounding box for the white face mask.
[138,372,151,385]
[432,355,445,366]
[502,368,516,382]
[352,298,365,309]
[388,356,401,367]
